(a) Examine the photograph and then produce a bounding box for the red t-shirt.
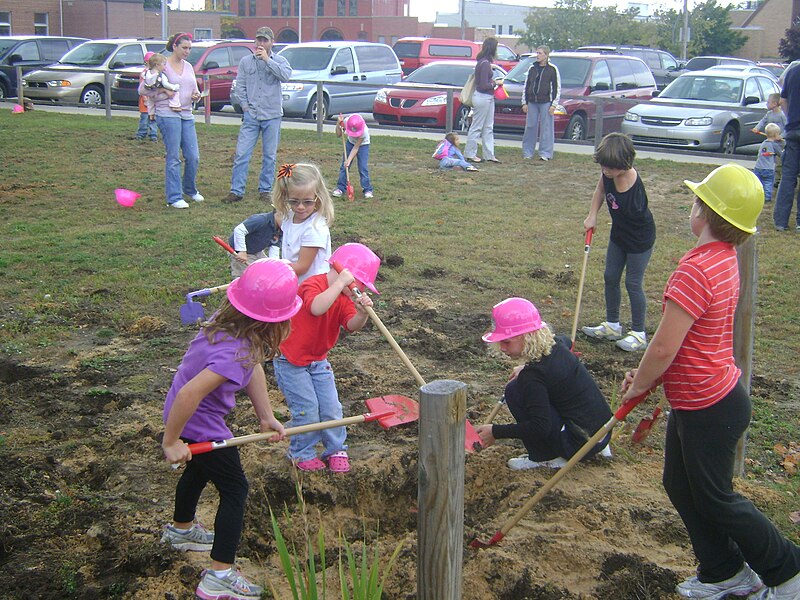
[662,241,741,410]
[279,273,357,366]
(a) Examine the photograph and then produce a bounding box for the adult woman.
[476,298,613,470]
[464,37,501,164]
[139,32,203,209]
[522,46,560,161]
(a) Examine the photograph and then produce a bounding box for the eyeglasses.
[287,198,318,209]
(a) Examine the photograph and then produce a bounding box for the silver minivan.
[277,41,402,119]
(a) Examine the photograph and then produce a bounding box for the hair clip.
[277,164,295,179]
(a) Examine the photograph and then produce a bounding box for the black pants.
[663,382,800,586]
[173,443,249,565]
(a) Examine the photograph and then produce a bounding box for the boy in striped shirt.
[620,163,800,600]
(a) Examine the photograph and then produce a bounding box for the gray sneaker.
[160,522,214,551]
[615,331,648,352]
[196,568,263,600]
[676,564,762,599]
[507,454,568,470]
[581,321,623,341]
[748,571,800,599]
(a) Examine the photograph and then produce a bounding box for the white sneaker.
[581,321,623,341]
[600,444,613,458]
[616,331,648,352]
[748,571,800,599]
[677,564,763,599]
[364,191,374,199]
[331,189,343,197]
[507,454,568,470]
[190,192,205,202]
[170,200,189,209]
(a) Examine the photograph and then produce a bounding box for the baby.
[143,53,181,114]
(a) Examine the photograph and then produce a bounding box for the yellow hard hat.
[684,163,764,233]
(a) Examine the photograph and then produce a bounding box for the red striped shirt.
[662,241,741,410]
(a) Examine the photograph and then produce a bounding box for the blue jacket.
[236,52,292,120]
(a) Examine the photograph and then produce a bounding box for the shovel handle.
[484,396,506,425]
[190,283,232,299]
[570,229,594,348]
[213,236,237,255]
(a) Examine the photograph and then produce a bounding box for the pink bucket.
[115,188,141,207]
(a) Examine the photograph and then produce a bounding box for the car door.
[109,44,145,70]
[2,40,42,93]
[659,51,680,87]
[606,58,638,133]
[327,46,359,113]
[354,45,402,111]
[739,75,767,146]
[579,59,615,137]
[198,46,233,105]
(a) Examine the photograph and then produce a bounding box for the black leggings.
[173,444,249,565]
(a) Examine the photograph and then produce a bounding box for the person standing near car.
[522,46,560,162]
[222,27,292,204]
[774,59,800,232]
[464,37,502,164]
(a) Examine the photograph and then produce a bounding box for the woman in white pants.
[464,38,501,163]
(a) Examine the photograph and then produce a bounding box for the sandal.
[465,157,482,163]
[325,451,350,473]
[486,158,501,163]
[294,457,326,471]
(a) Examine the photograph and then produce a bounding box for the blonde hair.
[765,123,781,138]
[519,325,556,363]
[148,54,166,68]
[768,92,781,105]
[202,298,291,368]
[273,163,335,227]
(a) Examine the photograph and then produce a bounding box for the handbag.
[494,84,509,101]
[461,73,476,107]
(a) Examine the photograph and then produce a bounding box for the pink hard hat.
[226,258,302,322]
[329,243,381,294]
[345,113,366,138]
[144,51,156,63]
[482,297,543,343]
[12,104,24,113]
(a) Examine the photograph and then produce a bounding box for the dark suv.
[0,35,87,99]
[576,45,681,89]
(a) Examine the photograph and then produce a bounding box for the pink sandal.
[326,452,350,473]
[295,457,326,471]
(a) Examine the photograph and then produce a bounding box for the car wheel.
[304,94,329,121]
[565,113,587,141]
[0,82,7,99]
[719,124,738,155]
[80,84,104,106]
[233,103,243,114]
[453,105,471,132]
[210,102,225,112]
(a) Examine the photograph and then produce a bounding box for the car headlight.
[421,94,447,107]
[281,82,304,92]
[375,89,388,104]
[684,116,713,126]
[46,80,71,87]
[552,104,567,115]
[624,111,640,122]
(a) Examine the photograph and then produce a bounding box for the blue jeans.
[230,111,282,195]
[522,102,555,159]
[273,356,347,462]
[136,111,158,140]
[337,142,372,193]
[604,239,653,332]
[754,167,775,203]
[439,156,471,170]
[773,129,800,229]
[156,115,200,206]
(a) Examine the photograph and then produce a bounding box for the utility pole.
[681,0,689,62]
[162,0,169,40]
[460,0,465,39]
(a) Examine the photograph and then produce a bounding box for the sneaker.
[616,331,647,352]
[676,564,763,599]
[364,191,374,199]
[169,200,190,209]
[196,568,263,600]
[294,457,326,471]
[581,321,623,341]
[539,156,551,161]
[748,571,800,599]
[149,137,158,142]
[507,454,568,470]
[259,191,272,202]
[190,192,205,202]
[775,226,788,231]
[160,522,214,551]
[221,192,243,204]
[600,444,613,458]
[331,189,343,197]
[326,451,350,473]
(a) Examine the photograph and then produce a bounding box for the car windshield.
[0,40,18,55]
[406,63,473,86]
[280,47,335,70]
[503,56,590,87]
[659,75,743,103]
[58,43,116,66]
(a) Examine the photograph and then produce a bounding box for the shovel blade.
[180,299,206,325]
[365,395,419,428]
[346,182,354,201]
[465,419,484,454]
[631,406,662,444]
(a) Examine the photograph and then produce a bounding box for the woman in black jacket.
[522,45,560,161]
[464,37,501,163]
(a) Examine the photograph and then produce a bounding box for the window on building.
[349,0,357,16]
[377,35,385,44]
[194,28,213,40]
[508,25,512,35]
[317,0,324,15]
[272,0,278,15]
[250,0,256,15]
[239,0,245,16]
[0,11,11,35]
[337,0,345,17]
[390,35,398,45]
[497,25,502,34]
[282,0,291,16]
[34,12,48,35]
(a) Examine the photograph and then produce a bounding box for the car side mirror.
[331,66,348,75]
[8,54,22,64]
[592,82,610,91]
[744,95,760,106]
[203,61,219,70]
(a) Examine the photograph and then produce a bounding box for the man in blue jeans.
[221,27,292,204]
[774,60,800,231]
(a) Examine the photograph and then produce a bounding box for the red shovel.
[631,398,668,444]
[340,115,355,201]
[213,235,237,256]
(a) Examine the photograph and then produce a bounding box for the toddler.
[752,92,787,136]
[753,123,783,203]
[434,132,479,171]
[333,113,373,199]
[228,210,282,278]
[143,53,182,114]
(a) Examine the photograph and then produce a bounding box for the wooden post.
[733,235,758,477]
[417,379,466,600]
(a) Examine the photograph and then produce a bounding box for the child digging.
[227,209,282,278]
[161,259,301,600]
[621,163,800,600]
[333,113,373,199]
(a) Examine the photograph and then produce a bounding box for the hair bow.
[277,164,295,180]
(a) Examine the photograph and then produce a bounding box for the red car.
[372,60,507,131]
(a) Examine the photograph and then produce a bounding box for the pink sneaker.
[294,457,325,471]
[326,452,350,473]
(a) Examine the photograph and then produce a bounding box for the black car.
[576,45,682,89]
[0,35,87,99]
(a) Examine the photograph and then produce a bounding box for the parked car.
[392,36,519,76]
[756,62,786,79]
[22,39,167,105]
[494,52,656,140]
[683,55,756,71]
[372,60,506,131]
[111,39,255,109]
[621,69,781,154]
[261,41,402,119]
[0,35,87,99]
[705,64,779,81]
[576,45,681,89]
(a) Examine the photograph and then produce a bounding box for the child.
[581,132,655,352]
[228,210,283,278]
[620,163,800,600]
[273,243,379,472]
[143,53,182,113]
[135,51,159,141]
[752,93,787,136]
[753,123,784,204]
[433,132,479,172]
[161,258,302,600]
[273,163,333,283]
[333,113,373,199]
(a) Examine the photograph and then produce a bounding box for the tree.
[779,24,800,61]
[686,0,747,57]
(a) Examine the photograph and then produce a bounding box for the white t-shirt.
[281,212,331,283]
[345,114,370,146]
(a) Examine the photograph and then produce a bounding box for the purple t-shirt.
[163,330,254,442]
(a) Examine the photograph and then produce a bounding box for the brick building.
[730,0,800,61]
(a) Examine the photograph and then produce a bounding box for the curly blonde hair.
[273,162,335,227]
[202,298,291,368]
[519,325,556,363]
